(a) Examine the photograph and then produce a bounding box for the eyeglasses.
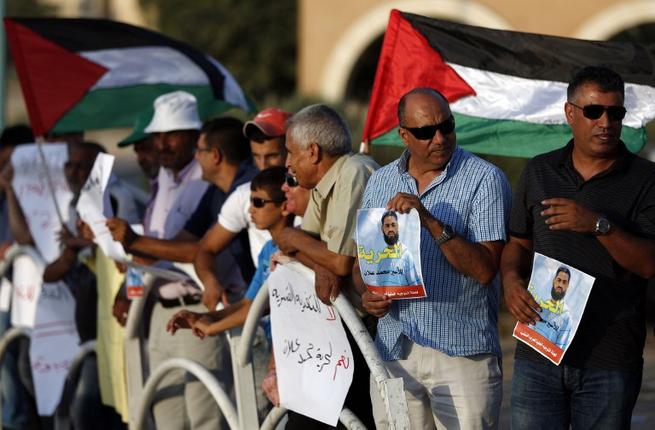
[568,102,626,122]
[402,115,455,140]
[250,197,285,208]
[285,173,298,188]
[196,146,213,153]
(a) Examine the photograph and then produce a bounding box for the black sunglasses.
[568,102,626,122]
[285,173,299,188]
[250,197,285,208]
[402,115,455,140]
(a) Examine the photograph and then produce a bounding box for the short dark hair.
[397,87,449,126]
[201,117,250,165]
[0,125,33,149]
[380,210,398,225]
[68,141,106,156]
[555,266,571,281]
[567,66,624,101]
[250,166,287,203]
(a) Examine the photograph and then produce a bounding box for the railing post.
[332,295,410,430]
[0,327,31,430]
[134,358,239,430]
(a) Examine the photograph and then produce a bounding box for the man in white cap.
[108,91,228,430]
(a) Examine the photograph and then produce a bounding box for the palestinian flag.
[4,18,254,136]
[363,10,655,158]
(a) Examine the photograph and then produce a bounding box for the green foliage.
[7,0,58,16]
[139,0,296,103]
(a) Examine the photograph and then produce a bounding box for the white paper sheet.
[11,144,72,263]
[76,153,127,261]
[29,281,80,415]
[269,262,353,426]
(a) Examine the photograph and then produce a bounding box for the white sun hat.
[144,91,203,133]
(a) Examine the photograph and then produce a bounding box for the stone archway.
[574,0,655,40]
[319,0,514,102]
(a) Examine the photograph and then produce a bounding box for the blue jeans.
[511,358,642,430]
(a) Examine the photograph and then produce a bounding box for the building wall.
[299,0,655,101]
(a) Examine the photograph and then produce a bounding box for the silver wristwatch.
[436,224,455,245]
[594,216,611,235]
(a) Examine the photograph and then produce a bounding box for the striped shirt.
[362,147,512,360]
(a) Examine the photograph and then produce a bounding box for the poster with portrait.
[513,252,595,365]
[356,208,425,299]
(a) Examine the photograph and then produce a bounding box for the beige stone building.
[298,0,655,102]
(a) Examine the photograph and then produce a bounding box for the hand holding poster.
[269,262,353,426]
[11,144,72,263]
[76,153,127,261]
[513,253,595,365]
[356,208,425,299]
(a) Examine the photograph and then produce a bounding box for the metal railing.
[54,340,97,430]
[134,357,239,430]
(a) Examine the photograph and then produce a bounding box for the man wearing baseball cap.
[194,108,292,310]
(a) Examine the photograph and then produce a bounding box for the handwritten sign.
[10,254,43,328]
[513,252,595,365]
[269,262,353,426]
[76,153,127,261]
[356,208,425,299]
[29,281,80,415]
[11,144,73,264]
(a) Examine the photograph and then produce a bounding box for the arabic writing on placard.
[358,244,405,264]
[270,281,323,315]
[11,144,72,263]
[269,263,354,426]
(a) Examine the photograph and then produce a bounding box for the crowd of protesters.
[0,64,654,430]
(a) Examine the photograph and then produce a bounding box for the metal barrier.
[124,267,189,429]
[134,357,239,430]
[0,327,30,430]
[54,340,97,430]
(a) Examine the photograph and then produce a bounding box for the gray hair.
[286,104,351,156]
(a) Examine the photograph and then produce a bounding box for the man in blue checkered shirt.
[359,88,511,430]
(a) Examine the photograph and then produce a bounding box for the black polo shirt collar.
[556,139,633,186]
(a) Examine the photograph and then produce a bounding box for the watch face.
[596,217,610,234]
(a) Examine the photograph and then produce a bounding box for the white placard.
[29,281,80,415]
[76,153,126,261]
[269,262,353,426]
[10,254,43,328]
[11,144,72,264]
[0,277,12,311]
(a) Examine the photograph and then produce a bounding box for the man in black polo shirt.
[502,65,655,429]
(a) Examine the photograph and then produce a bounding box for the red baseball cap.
[243,107,292,139]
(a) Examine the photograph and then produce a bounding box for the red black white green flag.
[363,10,655,157]
[4,18,254,136]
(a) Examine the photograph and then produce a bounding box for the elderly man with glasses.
[359,87,512,430]
[503,66,655,429]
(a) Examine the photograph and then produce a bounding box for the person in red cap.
[194,108,293,310]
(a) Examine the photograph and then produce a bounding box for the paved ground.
[498,324,655,429]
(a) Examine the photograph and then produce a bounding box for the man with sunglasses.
[360,87,511,429]
[503,65,655,428]
[194,107,292,310]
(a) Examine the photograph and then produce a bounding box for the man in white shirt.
[194,108,291,304]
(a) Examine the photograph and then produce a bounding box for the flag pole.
[35,137,66,228]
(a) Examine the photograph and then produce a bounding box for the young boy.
[166,166,296,337]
